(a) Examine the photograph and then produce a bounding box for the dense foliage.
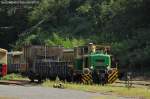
[0,0,150,70]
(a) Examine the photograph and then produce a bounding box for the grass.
[1,73,28,80]
[42,80,150,99]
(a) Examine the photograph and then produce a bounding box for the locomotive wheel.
[28,71,35,82]
[38,78,42,83]
[28,76,34,82]
[72,73,82,83]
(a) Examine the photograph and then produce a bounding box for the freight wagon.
[23,45,70,82]
[0,48,7,77]
[23,44,118,84]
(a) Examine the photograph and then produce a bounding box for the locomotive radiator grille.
[108,69,118,84]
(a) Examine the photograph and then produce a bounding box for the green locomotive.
[72,43,118,84]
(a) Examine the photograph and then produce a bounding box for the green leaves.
[45,33,85,48]
[29,0,70,22]
[76,2,92,14]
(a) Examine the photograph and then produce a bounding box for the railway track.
[115,80,150,87]
[0,80,30,86]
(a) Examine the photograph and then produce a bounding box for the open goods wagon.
[23,45,74,82]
